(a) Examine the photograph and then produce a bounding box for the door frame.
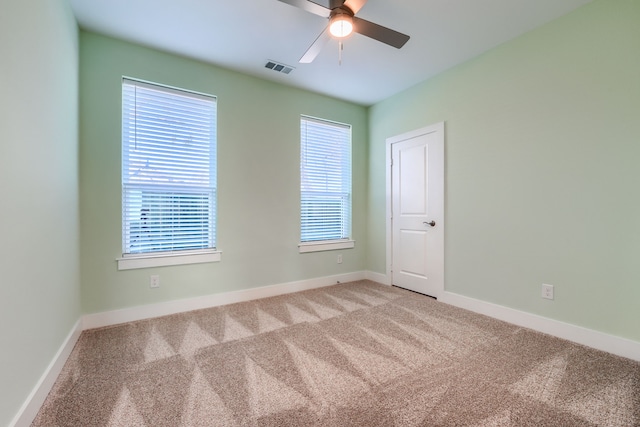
[385,122,445,295]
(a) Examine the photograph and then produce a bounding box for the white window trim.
[117,250,221,270]
[300,115,353,247]
[298,239,355,254]
[121,77,218,266]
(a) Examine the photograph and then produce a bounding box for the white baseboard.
[82,271,368,330]
[366,271,639,361]
[10,319,83,427]
[365,270,389,285]
[81,272,640,360]
[440,291,640,362]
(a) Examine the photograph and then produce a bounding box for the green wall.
[79,32,368,314]
[3,0,639,423]
[368,0,640,342]
[0,1,80,425]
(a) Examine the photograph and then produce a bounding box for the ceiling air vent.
[265,60,294,75]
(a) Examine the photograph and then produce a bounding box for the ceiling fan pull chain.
[339,40,343,65]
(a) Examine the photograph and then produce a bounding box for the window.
[299,116,354,253]
[119,78,218,269]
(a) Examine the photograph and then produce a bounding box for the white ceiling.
[69,0,593,106]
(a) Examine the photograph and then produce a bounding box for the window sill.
[117,250,221,270]
[298,240,355,253]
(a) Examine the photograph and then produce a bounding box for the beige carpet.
[33,280,639,426]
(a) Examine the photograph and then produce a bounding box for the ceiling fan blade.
[299,28,331,63]
[343,0,368,14]
[352,17,410,49]
[276,0,330,18]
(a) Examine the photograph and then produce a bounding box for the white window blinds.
[122,78,217,255]
[300,116,352,242]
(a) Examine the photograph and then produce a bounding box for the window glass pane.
[300,116,352,242]
[122,79,217,255]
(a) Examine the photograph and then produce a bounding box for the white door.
[387,123,444,298]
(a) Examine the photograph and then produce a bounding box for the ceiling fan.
[277,0,410,63]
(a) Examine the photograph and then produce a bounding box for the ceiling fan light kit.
[277,0,410,63]
[329,10,354,38]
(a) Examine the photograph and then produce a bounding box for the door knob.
[424,221,436,227]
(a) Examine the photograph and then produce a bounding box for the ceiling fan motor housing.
[329,0,350,10]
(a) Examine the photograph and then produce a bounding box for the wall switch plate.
[541,283,554,300]
[337,254,343,264]
[150,275,160,288]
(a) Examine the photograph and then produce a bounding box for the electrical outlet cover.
[150,275,160,288]
[541,283,554,300]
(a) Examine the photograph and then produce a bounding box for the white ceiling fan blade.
[299,28,331,63]
[276,0,330,18]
